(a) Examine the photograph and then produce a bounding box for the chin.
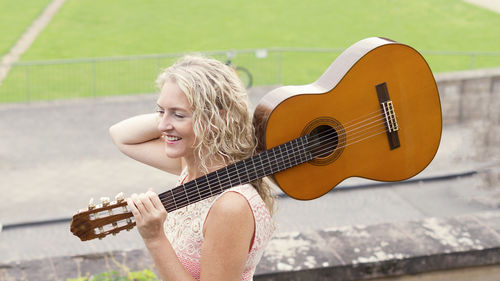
[165,148,183,159]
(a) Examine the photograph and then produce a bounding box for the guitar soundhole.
[302,117,345,166]
[309,125,338,158]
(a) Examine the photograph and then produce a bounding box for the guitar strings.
[159,109,394,208]
[158,108,396,209]
[161,118,388,206]
[159,109,395,208]
[92,113,391,225]
[100,111,392,227]
[159,121,388,210]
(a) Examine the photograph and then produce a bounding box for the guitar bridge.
[382,100,399,133]
[376,82,400,150]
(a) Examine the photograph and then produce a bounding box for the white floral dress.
[164,169,274,280]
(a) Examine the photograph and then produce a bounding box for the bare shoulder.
[203,189,254,237]
[210,191,252,219]
[200,190,255,279]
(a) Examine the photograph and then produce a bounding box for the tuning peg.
[88,198,95,210]
[115,192,125,203]
[101,197,110,206]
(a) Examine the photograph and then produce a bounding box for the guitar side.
[253,37,442,200]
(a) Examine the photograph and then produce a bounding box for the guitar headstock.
[70,193,136,241]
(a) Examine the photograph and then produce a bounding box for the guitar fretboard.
[158,135,314,212]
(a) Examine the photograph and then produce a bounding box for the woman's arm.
[128,191,196,280]
[109,113,182,174]
[201,192,255,280]
[128,191,254,280]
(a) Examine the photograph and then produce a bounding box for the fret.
[256,153,266,178]
[292,139,301,165]
[219,166,229,188]
[261,151,271,176]
[276,145,285,171]
[202,175,209,200]
[249,155,258,181]
[158,189,176,212]
[173,185,187,206]
[281,144,289,170]
[283,141,291,169]
[245,157,258,182]
[303,135,313,161]
[270,147,279,173]
[183,184,190,204]
[213,170,220,196]
[263,151,272,176]
[197,176,204,200]
[296,138,305,164]
[195,175,210,198]
[295,138,306,164]
[295,138,303,164]
[275,147,281,173]
[169,189,177,211]
[290,138,299,167]
[171,184,186,209]
[235,160,250,184]
[234,161,242,184]
[185,181,197,203]
[242,159,251,183]
[226,165,233,187]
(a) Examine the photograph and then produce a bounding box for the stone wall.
[435,68,500,126]
[436,68,500,192]
[2,212,499,280]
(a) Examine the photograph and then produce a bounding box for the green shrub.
[67,269,158,281]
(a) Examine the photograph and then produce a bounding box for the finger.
[147,190,166,212]
[136,193,150,212]
[127,196,141,219]
[131,193,149,214]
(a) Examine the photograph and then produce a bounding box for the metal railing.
[1,48,500,103]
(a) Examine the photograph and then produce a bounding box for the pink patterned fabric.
[164,169,274,280]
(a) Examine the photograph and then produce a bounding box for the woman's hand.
[127,189,168,243]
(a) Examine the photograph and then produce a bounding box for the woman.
[109,55,274,280]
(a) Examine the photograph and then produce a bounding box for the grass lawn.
[1,0,500,102]
[0,0,53,56]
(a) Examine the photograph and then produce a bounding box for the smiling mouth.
[164,135,182,142]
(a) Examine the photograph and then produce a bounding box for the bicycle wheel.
[235,66,253,89]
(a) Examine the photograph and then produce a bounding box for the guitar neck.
[158,135,313,212]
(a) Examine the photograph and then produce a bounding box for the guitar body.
[253,37,442,200]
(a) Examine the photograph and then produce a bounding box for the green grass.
[2,0,500,102]
[67,269,158,281]
[22,0,500,59]
[0,0,53,56]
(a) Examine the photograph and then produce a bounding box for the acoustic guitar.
[71,37,442,241]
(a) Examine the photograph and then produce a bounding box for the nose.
[157,114,173,132]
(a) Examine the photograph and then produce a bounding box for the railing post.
[92,60,96,97]
[25,65,30,102]
[278,50,283,85]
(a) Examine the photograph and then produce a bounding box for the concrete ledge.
[255,211,500,280]
[434,67,500,125]
[1,211,499,280]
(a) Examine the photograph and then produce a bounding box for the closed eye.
[156,104,165,115]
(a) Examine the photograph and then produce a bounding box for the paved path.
[0,87,499,264]
[0,0,67,85]
[465,0,500,14]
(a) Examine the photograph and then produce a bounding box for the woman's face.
[156,80,197,162]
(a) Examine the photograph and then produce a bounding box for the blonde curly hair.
[156,55,274,215]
